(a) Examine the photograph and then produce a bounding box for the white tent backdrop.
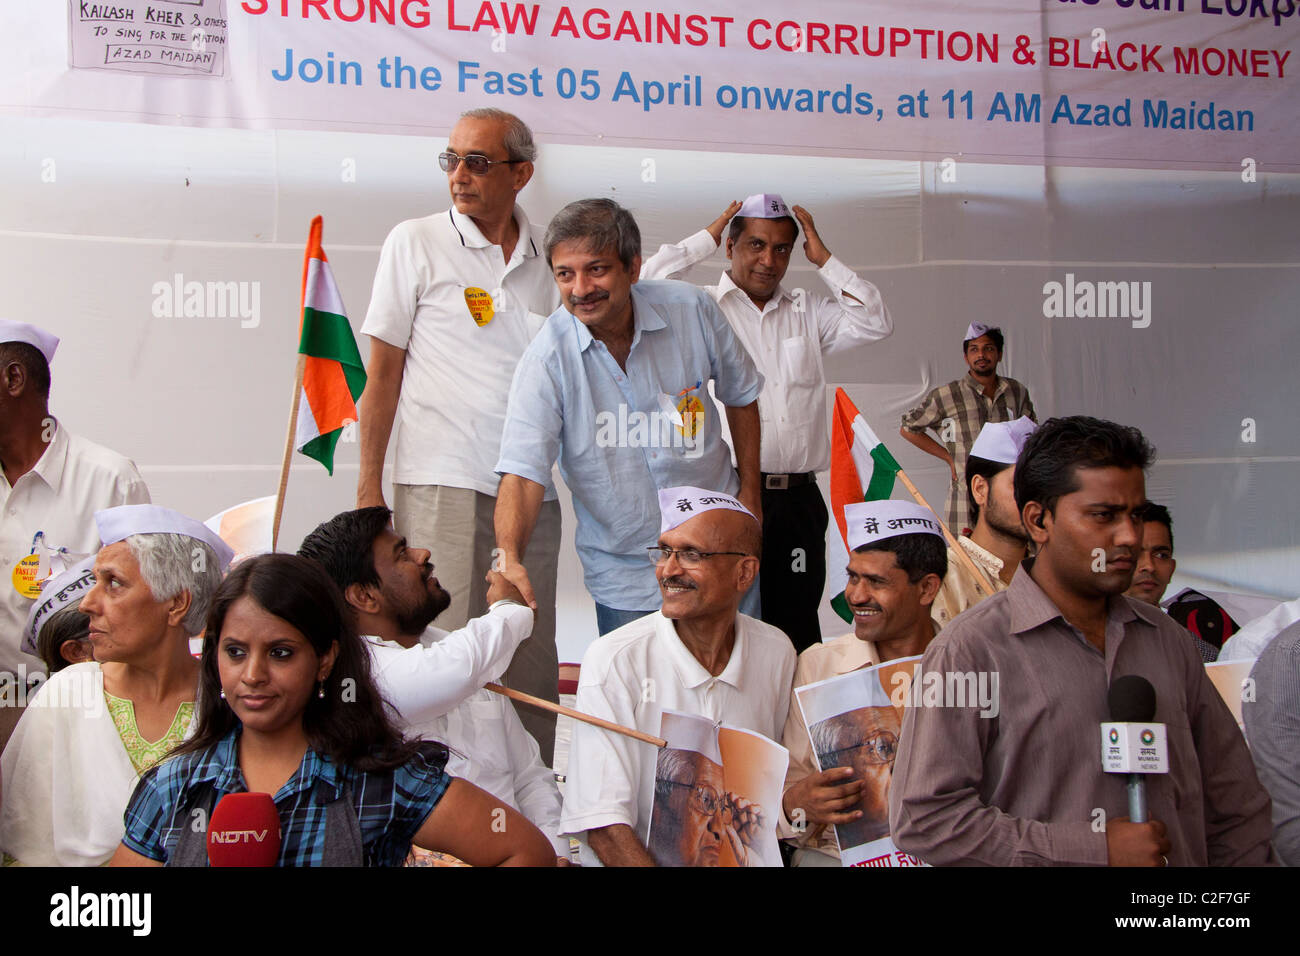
[1,117,1296,663]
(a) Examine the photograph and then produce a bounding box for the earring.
[317,681,325,699]
[219,690,226,700]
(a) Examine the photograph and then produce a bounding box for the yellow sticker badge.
[11,553,43,599]
[676,381,705,440]
[464,287,495,327]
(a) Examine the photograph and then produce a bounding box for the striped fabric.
[900,373,1035,534]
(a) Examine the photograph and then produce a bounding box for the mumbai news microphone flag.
[828,388,902,622]
[294,216,365,474]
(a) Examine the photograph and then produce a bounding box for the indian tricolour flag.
[295,216,365,474]
[828,388,902,622]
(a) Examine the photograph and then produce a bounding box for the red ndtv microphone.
[207,792,282,867]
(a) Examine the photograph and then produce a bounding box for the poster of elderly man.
[797,657,926,868]
[647,710,787,867]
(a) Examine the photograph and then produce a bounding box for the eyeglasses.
[661,780,726,816]
[819,730,899,768]
[647,547,749,568]
[438,151,524,175]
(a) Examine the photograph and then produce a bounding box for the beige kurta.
[778,633,883,861]
[932,536,1010,629]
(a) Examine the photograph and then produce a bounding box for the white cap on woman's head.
[95,504,235,572]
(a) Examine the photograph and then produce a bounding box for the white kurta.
[0,422,150,676]
[0,662,190,866]
[363,602,533,728]
[640,228,892,474]
[363,603,565,852]
[559,612,796,866]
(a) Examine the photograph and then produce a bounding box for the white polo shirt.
[362,205,560,496]
[641,229,892,474]
[559,610,795,865]
[364,608,565,854]
[0,421,149,676]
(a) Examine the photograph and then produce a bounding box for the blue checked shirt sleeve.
[701,292,763,408]
[495,347,564,486]
[121,765,179,862]
[376,746,453,860]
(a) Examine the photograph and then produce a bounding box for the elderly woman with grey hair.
[0,505,231,866]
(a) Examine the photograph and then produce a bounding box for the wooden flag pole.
[271,354,306,553]
[271,217,323,554]
[893,468,995,598]
[485,682,667,748]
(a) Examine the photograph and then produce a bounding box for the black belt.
[762,472,816,490]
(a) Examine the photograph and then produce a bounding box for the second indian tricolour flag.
[828,388,902,622]
[295,216,366,474]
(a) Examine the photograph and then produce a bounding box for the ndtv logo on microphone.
[210,829,271,844]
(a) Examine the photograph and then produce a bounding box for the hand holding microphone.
[1102,675,1172,867]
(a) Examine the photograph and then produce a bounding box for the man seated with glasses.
[559,486,795,866]
[359,106,565,767]
[779,500,947,866]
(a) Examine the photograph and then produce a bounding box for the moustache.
[571,291,609,306]
[661,576,696,590]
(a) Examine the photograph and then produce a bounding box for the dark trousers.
[759,481,829,653]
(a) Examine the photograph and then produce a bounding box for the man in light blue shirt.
[494,199,764,634]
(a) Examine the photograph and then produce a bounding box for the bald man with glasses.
[560,486,796,866]
[359,107,564,765]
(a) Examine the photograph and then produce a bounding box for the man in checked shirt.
[899,322,1036,536]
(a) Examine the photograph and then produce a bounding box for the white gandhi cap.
[0,319,59,365]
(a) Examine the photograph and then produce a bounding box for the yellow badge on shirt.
[676,394,705,439]
[11,553,43,599]
[464,288,495,327]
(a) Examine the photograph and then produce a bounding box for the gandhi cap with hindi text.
[844,500,945,551]
[658,486,756,535]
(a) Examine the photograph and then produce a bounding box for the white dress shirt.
[559,611,796,865]
[0,421,149,676]
[641,228,892,473]
[363,604,566,853]
[362,205,560,496]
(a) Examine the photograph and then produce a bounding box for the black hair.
[965,454,1012,525]
[36,604,89,674]
[171,553,421,773]
[962,327,1004,355]
[726,214,799,245]
[297,506,393,593]
[0,341,51,399]
[853,534,947,584]
[1141,501,1174,552]
[1014,416,1156,518]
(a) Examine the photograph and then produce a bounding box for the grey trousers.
[394,484,562,766]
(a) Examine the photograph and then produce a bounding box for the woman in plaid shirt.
[111,554,555,867]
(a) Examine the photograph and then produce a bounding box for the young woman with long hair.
[110,553,554,867]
